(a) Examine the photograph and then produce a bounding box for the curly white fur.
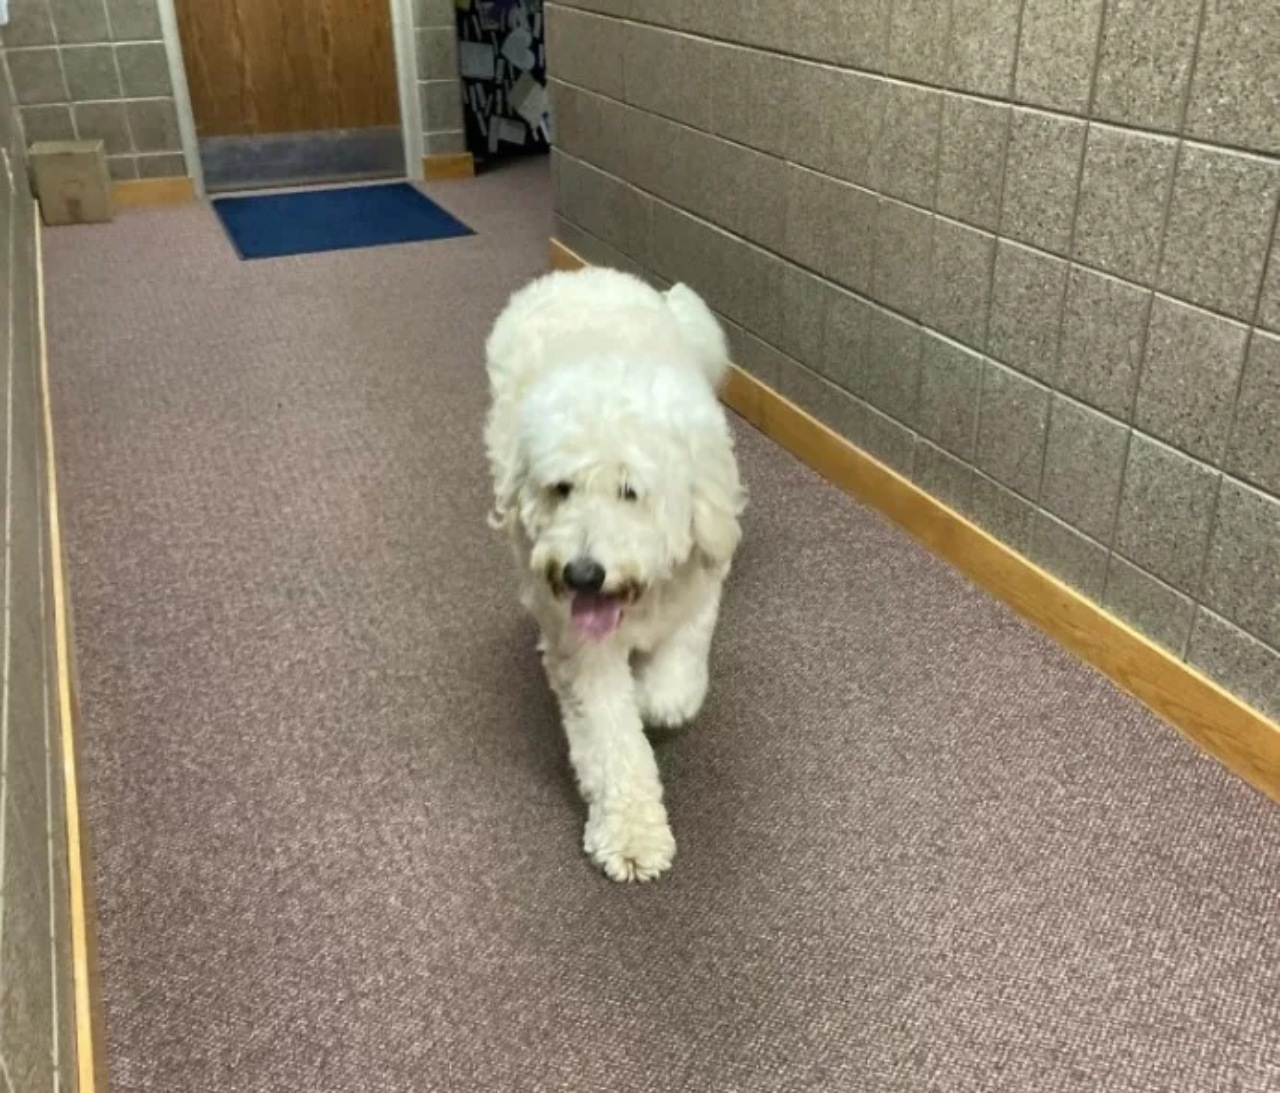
[485,268,745,882]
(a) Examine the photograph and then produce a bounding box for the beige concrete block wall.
[0,47,76,1093]
[416,0,467,155]
[545,0,1280,722]
[1,0,183,182]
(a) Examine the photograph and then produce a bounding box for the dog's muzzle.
[551,557,640,641]
[562,558,606,593]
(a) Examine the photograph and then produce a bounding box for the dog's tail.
[664,283,731,391]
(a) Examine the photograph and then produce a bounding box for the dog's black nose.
[563,559,606,593]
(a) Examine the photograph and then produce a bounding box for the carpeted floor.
[45,160,1280,1092]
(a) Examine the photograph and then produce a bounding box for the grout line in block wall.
[1032,386,1055,510]
[1027,0,1093,515]
[1155,0,1241,638]
[1182,603,1204,661]
[0,157,15,980]
[1063,0,1109,273]
[1214,175,1280,504]
[100,1,140,156]
[0,46,27,146]
[1183,181,1280,641]
[919,3,952,430]
[1059,0,1110,576]
[1007,0,1028,101]
[972,9,1021,470]
[1138,0,1204,437]
[1187,473,1227,630]
[1178,0,1211,137]
[45,35,78,140]
[970,355,987,476]
[39,94,176,107]
[5,38,166,52]
[1084,0,1110,119]
[1100,112,1192,611]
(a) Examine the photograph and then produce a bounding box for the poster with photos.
[455,0,550,163]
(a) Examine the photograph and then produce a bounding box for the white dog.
[484,268,745,882]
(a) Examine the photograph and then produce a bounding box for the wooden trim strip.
[549,237,1280,803]
[549,238,582,272]
[37,221,107,1091]
[111,176,197,210]
[422,153,475,181]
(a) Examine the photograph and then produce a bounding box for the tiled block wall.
[1,0,184,181]
[416,0,467,155]
[546,0,1280,721]
[0,48,76,1093]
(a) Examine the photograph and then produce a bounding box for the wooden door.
[174,0,401,138]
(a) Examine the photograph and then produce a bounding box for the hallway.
[44,161,1280,1091]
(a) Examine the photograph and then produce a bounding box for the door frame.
[156,0,427,199]
[389,0,426,183]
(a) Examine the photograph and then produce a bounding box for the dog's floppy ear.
[488,449,525,531]
[485,403,527,531]
[690,432,745,567]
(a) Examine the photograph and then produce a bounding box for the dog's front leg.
[636,581,722,730]
[547,646,676,882]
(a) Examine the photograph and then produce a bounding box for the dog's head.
[496,357,743,641]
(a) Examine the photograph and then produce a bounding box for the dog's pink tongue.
[571,593,623,640]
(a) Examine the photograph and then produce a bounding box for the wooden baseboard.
[549,238,582,272]
[549,237,1280,804]
[112,176,196,209]
[37,222,108,1092]
[422,153,475,181]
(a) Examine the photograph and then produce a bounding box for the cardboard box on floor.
[29,140,114,226]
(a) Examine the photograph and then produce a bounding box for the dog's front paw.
[583,800,676,882]
[636,656,709,731]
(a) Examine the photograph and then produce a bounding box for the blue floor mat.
[213,182,474,260]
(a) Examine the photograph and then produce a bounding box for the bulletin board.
[454,0,551,163]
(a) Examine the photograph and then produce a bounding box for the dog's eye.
[620,485,638,502]
[552,482,573,499]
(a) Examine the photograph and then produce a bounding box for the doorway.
[173,0,405,192]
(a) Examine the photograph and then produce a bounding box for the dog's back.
[484,268,728,408]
